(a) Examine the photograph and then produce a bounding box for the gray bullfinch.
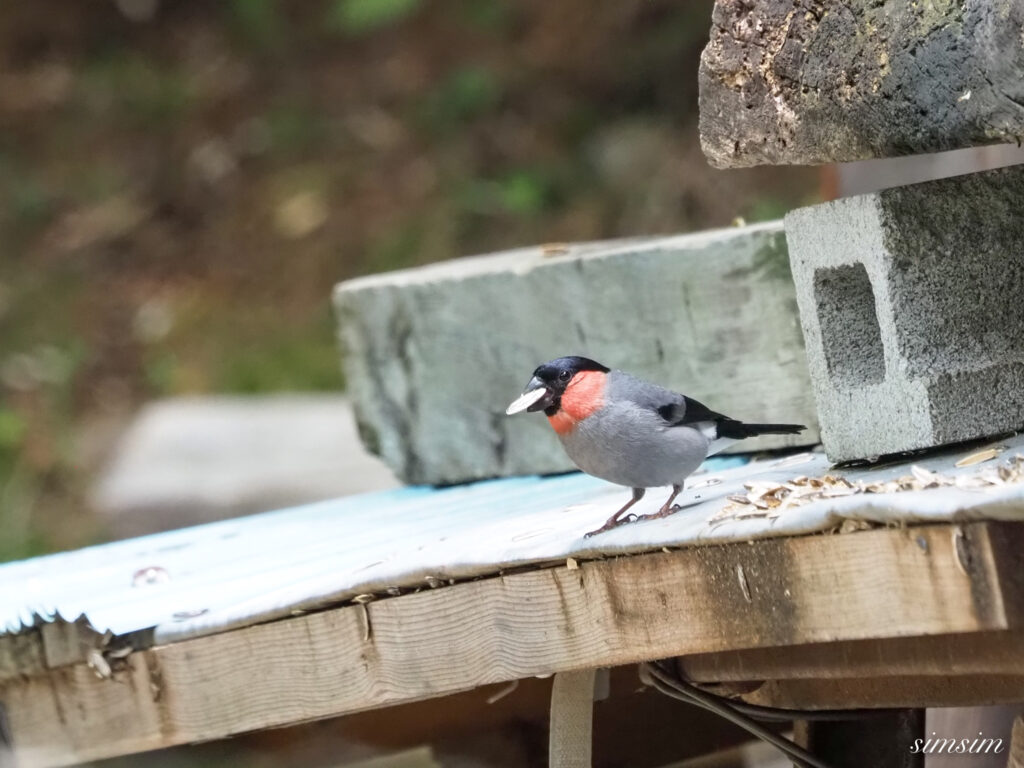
[506,356,805,537]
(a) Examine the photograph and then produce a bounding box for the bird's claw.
[582,511,651,538]
[584,517,629,538]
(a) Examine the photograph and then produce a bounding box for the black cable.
[649,661,904,722]
[639,662,836,768]
[640,663,830,768]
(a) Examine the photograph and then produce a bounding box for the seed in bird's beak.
[506,387,548,415]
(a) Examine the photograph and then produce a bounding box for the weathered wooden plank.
[0,701,13,768]
[0,630,45,682]
[2,522,1021,767]
[1,660,167,767]
[38,617,104,671]
[0,616,129,684]
[678,631,1024,682]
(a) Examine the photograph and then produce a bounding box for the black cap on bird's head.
[505,356,610,416]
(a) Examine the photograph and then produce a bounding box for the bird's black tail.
[716,420,806,440]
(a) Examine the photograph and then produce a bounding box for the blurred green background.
[0,0,820,562]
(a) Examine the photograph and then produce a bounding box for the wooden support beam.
[2,521,1022,767]
[742,675,1024,710]
[679,631,1024,683]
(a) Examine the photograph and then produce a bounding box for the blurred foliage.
[419,66,503,132]
[230,0,286,50]
[81,52,196,127]
[326,0,422,36]
[0,0,820,562]
[456,0,512,31]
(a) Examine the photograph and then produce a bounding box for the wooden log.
[2,521,1022,767]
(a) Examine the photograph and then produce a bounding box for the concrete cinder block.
[785,165,1024,462]
[699,0,1024,168]
[334,222,818,486]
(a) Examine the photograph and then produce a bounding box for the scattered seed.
[956,448,1002,468]
[712,453,1024,523]
[736,564,752,603]
[87,649,112,679]
[541,243,570,256]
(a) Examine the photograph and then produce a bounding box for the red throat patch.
[547,370,606,435]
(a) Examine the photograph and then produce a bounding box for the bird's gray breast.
[557,401,710,488]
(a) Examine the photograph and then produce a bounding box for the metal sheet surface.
[1,438,1023,646]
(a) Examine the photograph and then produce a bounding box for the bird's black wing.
[657,395,733,430]
[661,395,805,439]
[610,371,793,439]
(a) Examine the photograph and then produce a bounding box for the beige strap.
[549,669,596,768]
[1009,715,1024,768]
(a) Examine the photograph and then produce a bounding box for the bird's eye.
[559,370,571,381]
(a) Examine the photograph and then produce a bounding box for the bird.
[505,356,806,537]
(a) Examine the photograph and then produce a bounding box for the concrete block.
[334,222,817,486]
[699,0,1024,168]
[785,165,1024,462]
[92,395,399,537]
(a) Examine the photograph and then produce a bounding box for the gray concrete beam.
[335,223,817,485]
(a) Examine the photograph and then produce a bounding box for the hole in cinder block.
[813,263,885,388]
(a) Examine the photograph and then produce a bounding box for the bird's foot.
[638,503,683,522]
[583,513,638,538]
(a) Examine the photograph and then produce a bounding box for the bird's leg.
[641,484,684,520]
[584,487,645,537]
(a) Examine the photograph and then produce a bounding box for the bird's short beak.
[505,376,554,415]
